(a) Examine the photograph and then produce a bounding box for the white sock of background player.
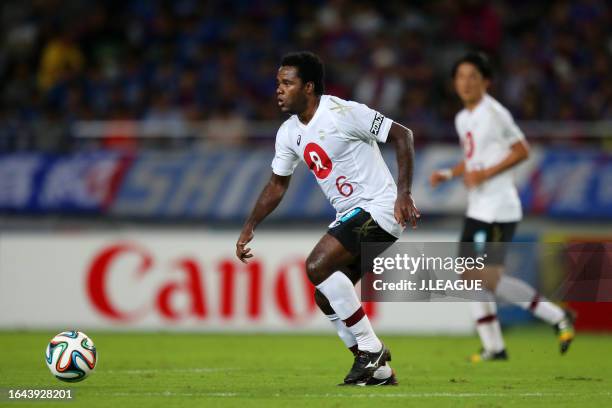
[495,275,565,324]
[470,295,506,353]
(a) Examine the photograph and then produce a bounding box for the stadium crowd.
[1,0,610,151]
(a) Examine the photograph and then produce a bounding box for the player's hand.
[394,191,420,229]
[236,227,254,264]
[463,169,488,189]
[430,170,452,188]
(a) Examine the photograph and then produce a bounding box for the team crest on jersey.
[303,142,332,179]
[370,112,385,136]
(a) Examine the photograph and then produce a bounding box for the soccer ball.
[45,331,97,382]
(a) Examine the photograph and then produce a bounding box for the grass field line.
[97,391,612,399]
[105,367,240,374]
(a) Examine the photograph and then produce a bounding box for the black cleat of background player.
[555,309,576,355]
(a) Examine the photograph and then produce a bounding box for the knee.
[305,256,327,285]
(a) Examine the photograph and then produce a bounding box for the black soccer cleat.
[469,348,508,363]
[340,346,392,385]
[555,309,576,355]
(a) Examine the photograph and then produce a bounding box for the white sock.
[316,272,382,352]
[347,317,383,352]
[532,301,565,325]
[495,276,564,325]
[494,275,536,308]
[329,313,391,380]
[470,295,505,353]
[327,313,357,349]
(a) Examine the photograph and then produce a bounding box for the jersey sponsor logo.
[303,143,332,179]
[370,112,385,136]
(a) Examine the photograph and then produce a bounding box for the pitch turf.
[0,327,610,407]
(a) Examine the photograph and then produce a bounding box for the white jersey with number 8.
[271,95,402,238]
[455,94,526,223]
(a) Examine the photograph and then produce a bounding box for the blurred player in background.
[430,52,575,362]
[236,51,419,385]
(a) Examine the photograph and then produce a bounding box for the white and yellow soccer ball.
[45,331,97,382]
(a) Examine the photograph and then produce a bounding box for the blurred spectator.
[0,0,609,152]
[142,90,187,141]
[450,0,502,53]
[38,29,84,92]
[200,101,247,147]
[354,44,404,117]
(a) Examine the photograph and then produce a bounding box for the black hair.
[452,51,493,79]
[280,51,325,95]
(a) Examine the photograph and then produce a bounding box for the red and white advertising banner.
[0,230,472,333]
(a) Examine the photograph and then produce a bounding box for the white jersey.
[271,95,402,237]
[455,94,525,223]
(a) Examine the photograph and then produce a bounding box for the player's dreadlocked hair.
[452,51,493,79]
[280,51,325,95]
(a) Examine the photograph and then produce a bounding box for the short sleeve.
[329,97,393,143]
[271,123,299,176]
[454,113,463,140]
[497,108,525,145]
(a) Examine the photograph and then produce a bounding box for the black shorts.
[327,207,397,257]
[459,217,517,265]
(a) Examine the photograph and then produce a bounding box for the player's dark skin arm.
[236,173,291,263]
[387,122,420,228]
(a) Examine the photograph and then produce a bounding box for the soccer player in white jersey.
[236,51,419,385]
[430,52,575,362]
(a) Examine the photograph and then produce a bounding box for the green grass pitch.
[0,327,610,407]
